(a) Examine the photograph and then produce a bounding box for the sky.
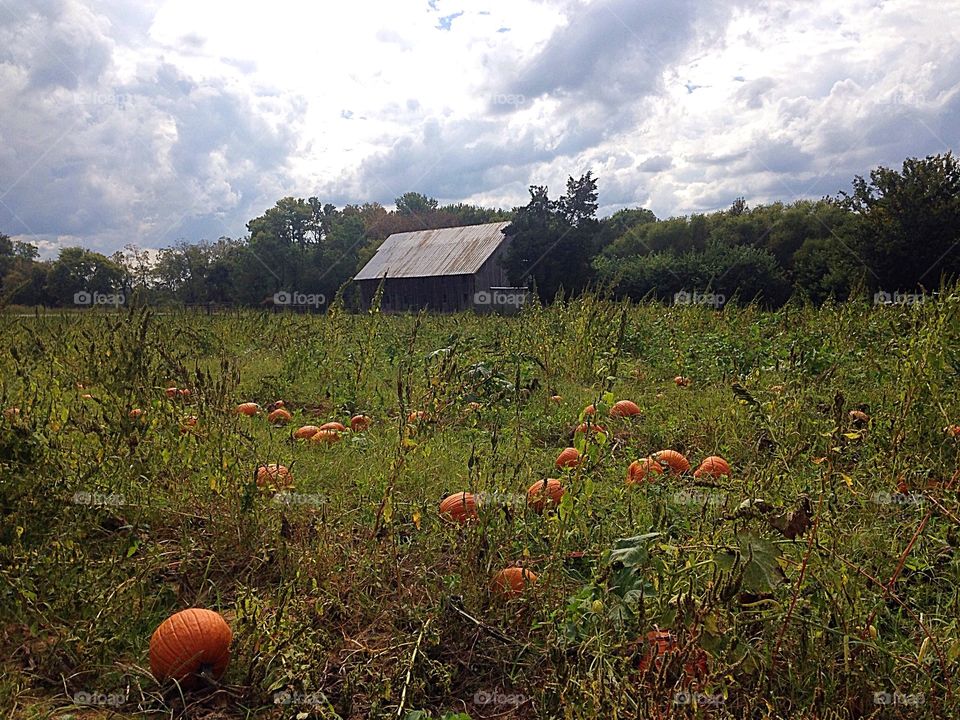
[1,0,958,259]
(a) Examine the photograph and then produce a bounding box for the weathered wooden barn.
[354,221,526,313]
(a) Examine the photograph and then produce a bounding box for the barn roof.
[354,221,511,280]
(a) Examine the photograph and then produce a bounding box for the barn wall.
[358,275,474,313]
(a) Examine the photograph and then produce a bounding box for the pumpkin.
[574,422,607,435]
[555,447,581,469]
[81,393,94,400]
[636,629,677,673]
[319,421,347,432]
[268,408,292,425]
[466,402,483,411]
[165,386,178,398]
[674,376,691,387]
[694,455,730,478]
[293,425,321,440]
[652,450,690,474]
[149,608,232,689]
[256,463,292,489]
[309,429,341,444]
[178,388,191,398]
[582,404,596,416]
[180,416,198,434]
[946,424,960,438]
[491,567,537,598]
[849,410,869,424]
[350,414,371,432]
[549,395,563,403]
[2,406,20,419]
[627,458,662,484]
[439,492,478,525]
[527,478,564,513]
[129,408,144,420]
[407,410,428,423]
[236,402,259,416]
[609,400,641,417]
[273,400,285,408]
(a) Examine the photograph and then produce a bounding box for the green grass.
[1,292,959,719]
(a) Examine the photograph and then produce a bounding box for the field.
[2,292,959,719]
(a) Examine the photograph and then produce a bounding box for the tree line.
[1,154,957,309]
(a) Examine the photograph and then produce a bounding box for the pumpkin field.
[2,291,960,719]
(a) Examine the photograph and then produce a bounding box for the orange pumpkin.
[129,408,144,420]
[273,400,285,408]
[582,404,596,416]
[407,410,428,423]
[268,408,292,425]
[491,567,537,598]
[309,429,341,444]
[350,414,371,432]
[946,424,960,438]
[439,492,478,525]
[149,608,232,689]
[178,388,191,398]
[256,464,292,489]
[527,478,564,513]
[549,395,563,404]
[555,447,581,469]
[319,421,347,432]
[293,425,321,440]
[80,393,94,400]
[694,455,731,478]
[674,376,691,387]
[636,629,677,673]
[652,450,690,474]
[609,400,641,417]
[849,410,869,424]
[164,386,178,398]
[627,458,662,484]
[180,416,198,434]
[575,422,607,435]
[236,402,259,416]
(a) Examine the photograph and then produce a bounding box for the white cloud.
[1,0,958,256]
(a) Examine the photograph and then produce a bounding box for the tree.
[839,152,960,291]
[395,192,439,217]
[45,248,124,306]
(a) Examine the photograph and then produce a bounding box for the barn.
[354,221,527,313]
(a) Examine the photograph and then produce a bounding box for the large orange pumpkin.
[693,455,731,478]
[309,429,341,444]
[350,414,371,432]
[627,458,662,484]
[609,400,641,417]
[582,404,596,416]
[652,449,690,474]
[293,425,320,440]
[236,402,259,416]
[555,447,581,469]
[149,608,232,689]
[256,464,293,489]
[319,421,347,432]
[164,386,178,398]
[439,492,478,525]
[636,629,677,673]
[268,408,292,425]
[491,567,537,598]
[527,478,564,513]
